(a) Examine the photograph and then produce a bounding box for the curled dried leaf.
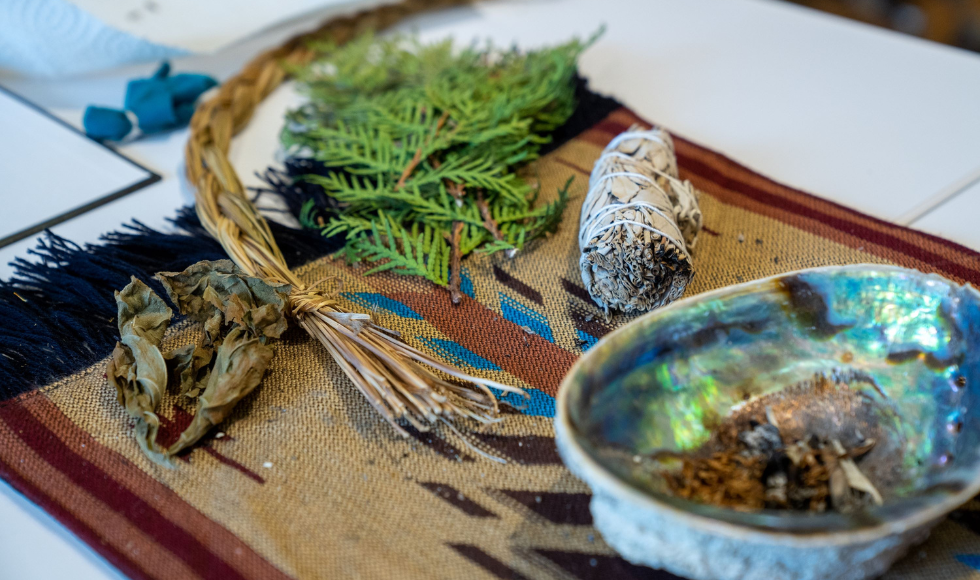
[832,439,884,506]
[167,344,214,399]
[116,276,172,343]
[107,277,172,464]
[167,327,273,455]
[156,259,291,342]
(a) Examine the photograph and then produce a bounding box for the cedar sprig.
[283,31,597,300]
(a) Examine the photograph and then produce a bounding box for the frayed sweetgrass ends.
[290,279,528,431]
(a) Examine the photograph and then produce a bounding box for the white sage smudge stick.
[579,126,703,313]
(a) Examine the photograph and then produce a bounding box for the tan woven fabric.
[3,109,980,580]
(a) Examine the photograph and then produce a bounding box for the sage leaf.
[839,457,884,506]
[156,259,291,342]
[167,327,273,455]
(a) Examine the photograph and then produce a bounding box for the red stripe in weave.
[0,446,153,580]
[0,397,252,580]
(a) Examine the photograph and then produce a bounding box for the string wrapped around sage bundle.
[579,126,702,313]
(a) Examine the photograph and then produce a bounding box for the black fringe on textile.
[0,207,340,401]
[252,157,341,225]
[0,79,619,402]
[540,75,621,157]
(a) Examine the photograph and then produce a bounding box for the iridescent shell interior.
[566,265,980,532]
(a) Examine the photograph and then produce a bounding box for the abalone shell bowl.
[554,265,980,580]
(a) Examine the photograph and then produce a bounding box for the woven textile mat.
[3,107,980,580]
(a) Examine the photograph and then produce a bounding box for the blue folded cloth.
[83,62,217,140]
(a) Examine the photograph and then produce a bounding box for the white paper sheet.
[0,87,158,248]
[66,0,394,53]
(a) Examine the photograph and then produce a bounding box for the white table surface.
[912,176,980,251]
[2,0,980,578]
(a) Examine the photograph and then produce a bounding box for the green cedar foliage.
[282,31,595,287]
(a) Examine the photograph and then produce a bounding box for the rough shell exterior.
[556,423,933,580]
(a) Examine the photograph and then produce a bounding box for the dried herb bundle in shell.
[579,126,702,313]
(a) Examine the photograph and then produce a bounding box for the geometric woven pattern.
[4,107,980,580]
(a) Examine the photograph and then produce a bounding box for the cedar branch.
[396,110,449,191]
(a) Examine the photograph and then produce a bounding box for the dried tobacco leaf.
[106,277,172,463]
[167,327,273,455]
[108,261,292,466]
[166,344,213,398]
[155,259,291,343]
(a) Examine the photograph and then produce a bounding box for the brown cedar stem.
[397,110,451,191]
[449,221,464,304]
[447,181,466,200]
[395,148,423,191]
[476,189,504,242]
[432,109,450,138]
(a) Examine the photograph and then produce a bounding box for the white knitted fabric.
[0,0,184,77]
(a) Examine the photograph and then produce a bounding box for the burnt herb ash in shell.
[661,376,886,513]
